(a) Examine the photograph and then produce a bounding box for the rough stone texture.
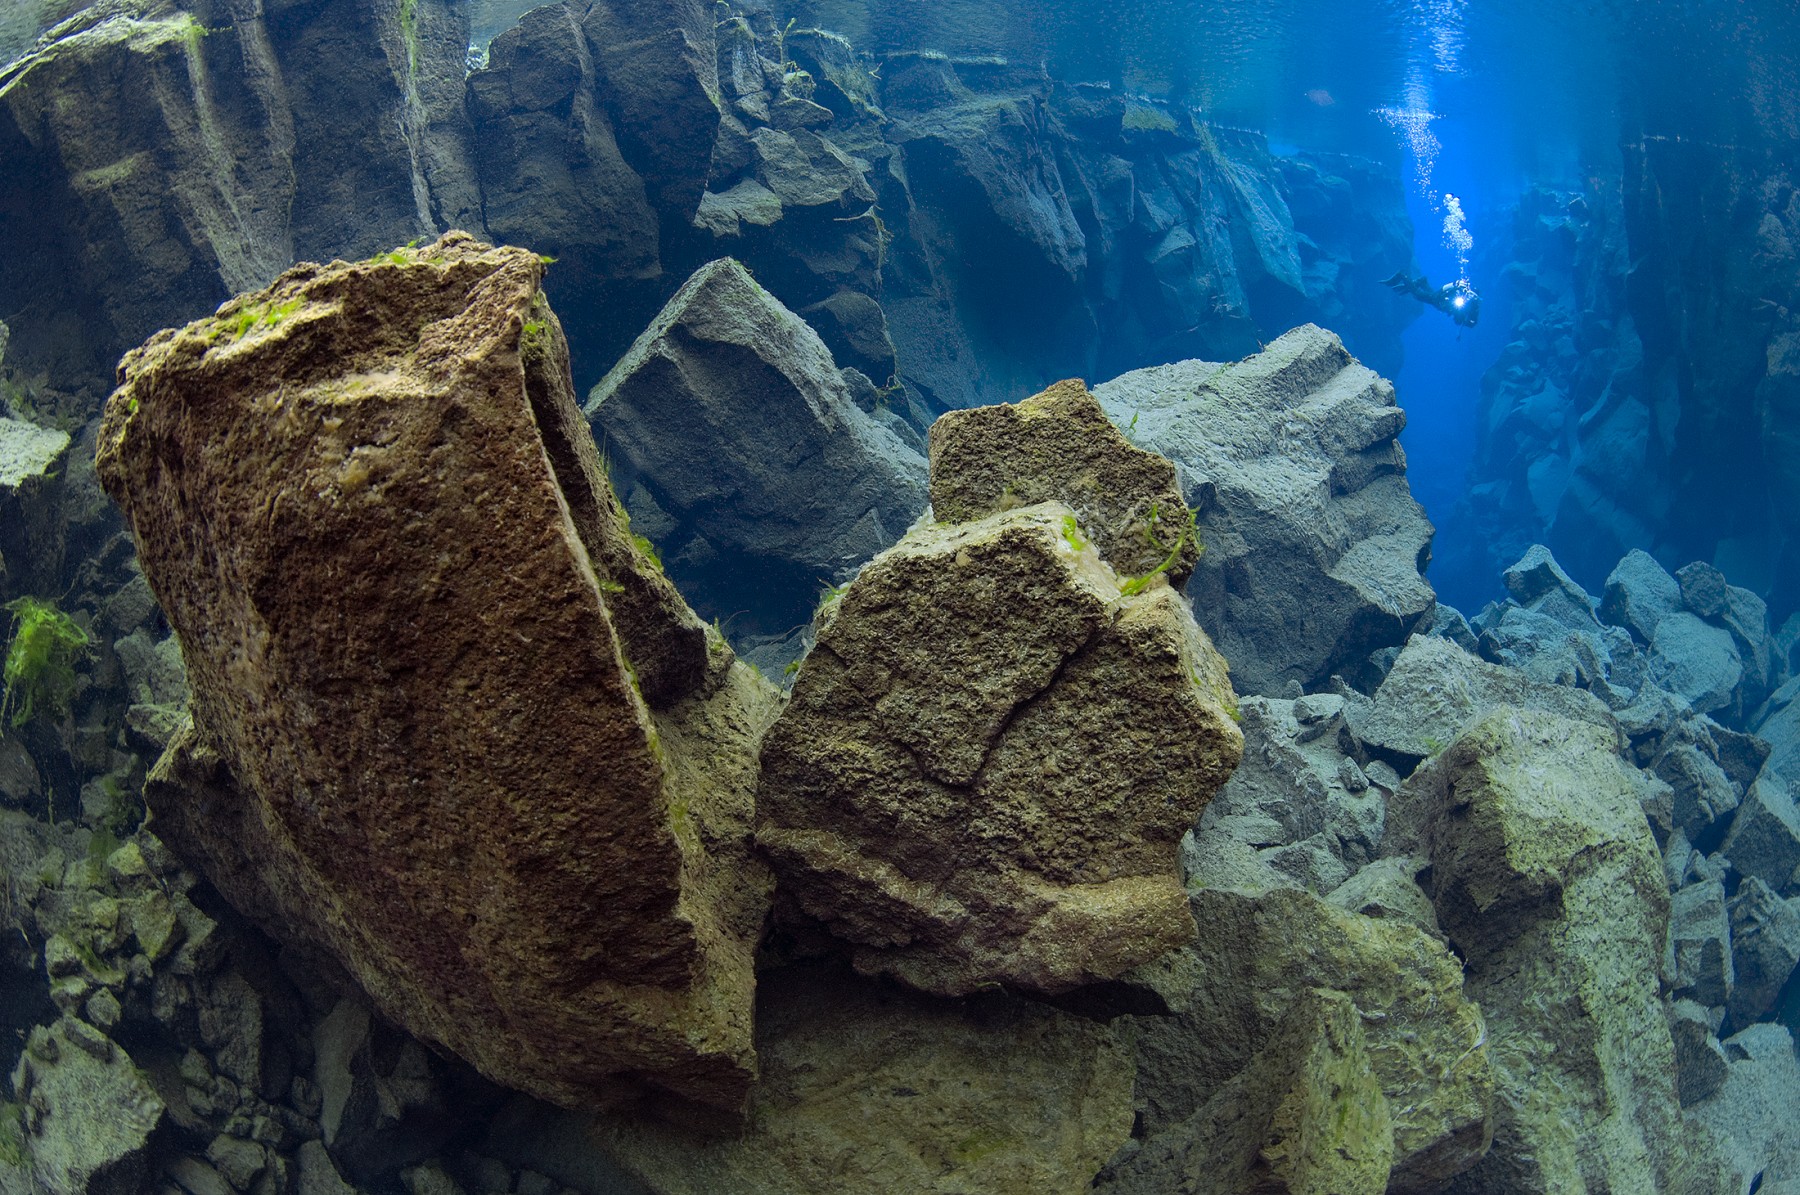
[585,257,927,625]
[1720,775,1800,895]
[94,235,774,1114]
[1099,989,1393,1195]
[0,0,478,395]
[11,1017,165,1195]
[1668,999,1732,1107]
[1195,696,1384,893]
[1665,878,1735,1009]
[1724,878,1800,1030]
[1094,325,1435,694]
[1650,612,1745,720]
[929,378,1199,583]
[757,501,1242,996]
[1688,1024,1800,1193]
[480,966,1135,1195]
[1399,708,1724,1193]
[0,416,69,489]
[1348,635,1618,769]
[1601,548,1684,644]
[1130,887,1492,1193]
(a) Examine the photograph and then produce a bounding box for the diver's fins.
[1381,269,1409,290]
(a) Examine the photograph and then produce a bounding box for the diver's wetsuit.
[1383,270,1481,328]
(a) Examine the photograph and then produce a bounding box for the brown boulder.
[96,233,772,1114]
[756,500,1241,996]
[928,378,1200,585]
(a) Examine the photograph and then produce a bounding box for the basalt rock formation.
[757,381,1243,997]
[93,233,774,1115]
[1096,324,1436,695]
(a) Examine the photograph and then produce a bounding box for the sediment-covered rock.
[487,966,1135,1195]
[586,257,927,627]
[1397,708,1729,1192]
[757,499,1241,997]
[929,378,1200,584]
[1126,886,1492,1193]
[1095,324,1435,694]
[1099,988,1393,1195]
[94,234,772,1114]
[9,1017,165,1195]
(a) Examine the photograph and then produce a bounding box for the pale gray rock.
[1651,612,1745,719]
[1601,549,1683,644]
[1665,877,1734,1008]
[587,257,927,591]
[1688,1023,1800,1193]
[1725,878,1800,1029]
[1668,999,1731,1107]
[1348,635,1617,771]
[1650,739,1744,841]
[1324,855,1442,939]
[11,1017,165,1195]
[0,415,69,490]
[1094,325,1435,694]
[1721,776,1800,895]
[1196,696,1384,888]
[1399,708,1729,1193]
[1501,542,1600,629]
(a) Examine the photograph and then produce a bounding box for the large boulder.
[95,234,774,1114]
[1396,708,1730,1193]
[1095,324,1435,694]
[586,257,927,629]
[757,500,1242,996]
[1125,886,1493,1193]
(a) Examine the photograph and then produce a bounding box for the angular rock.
[757,501,1242,996]
[1668,1000,1731,1107]
[1650,612,1745,720]
[1687,1023,1800,1190]
[1677,560,1732,619]
[466,3,660,278]
[1500,543,1599,628]
[586,257,927,624]
[1650,738,1743,842]
[11,1017,165,1195]
[1720,775,1800,894]
[929,378,1200,584]
[486,965,1135,1195]
[1665,878,1734,1009]
[1099,989,1393,1195]
[96,235,773,1114]
[1094,325,1434,694]
[1197,696,1384,887]
[1348,635,1617,770]
[1601,549,1683,644]
[1725,878,1800,1029]
[0,415,70,490]
[1399,708,1724,1193]
[1325,856,1443,939]
[1131,886,1492,1193]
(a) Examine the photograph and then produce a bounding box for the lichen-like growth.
[1119,504,1201,597]
[2,596,89,728]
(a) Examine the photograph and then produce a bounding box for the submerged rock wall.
[0,0,1411,419]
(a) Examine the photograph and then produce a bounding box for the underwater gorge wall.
[0,0,1411,419]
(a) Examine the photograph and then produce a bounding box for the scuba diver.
[1383,269,1481,329]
